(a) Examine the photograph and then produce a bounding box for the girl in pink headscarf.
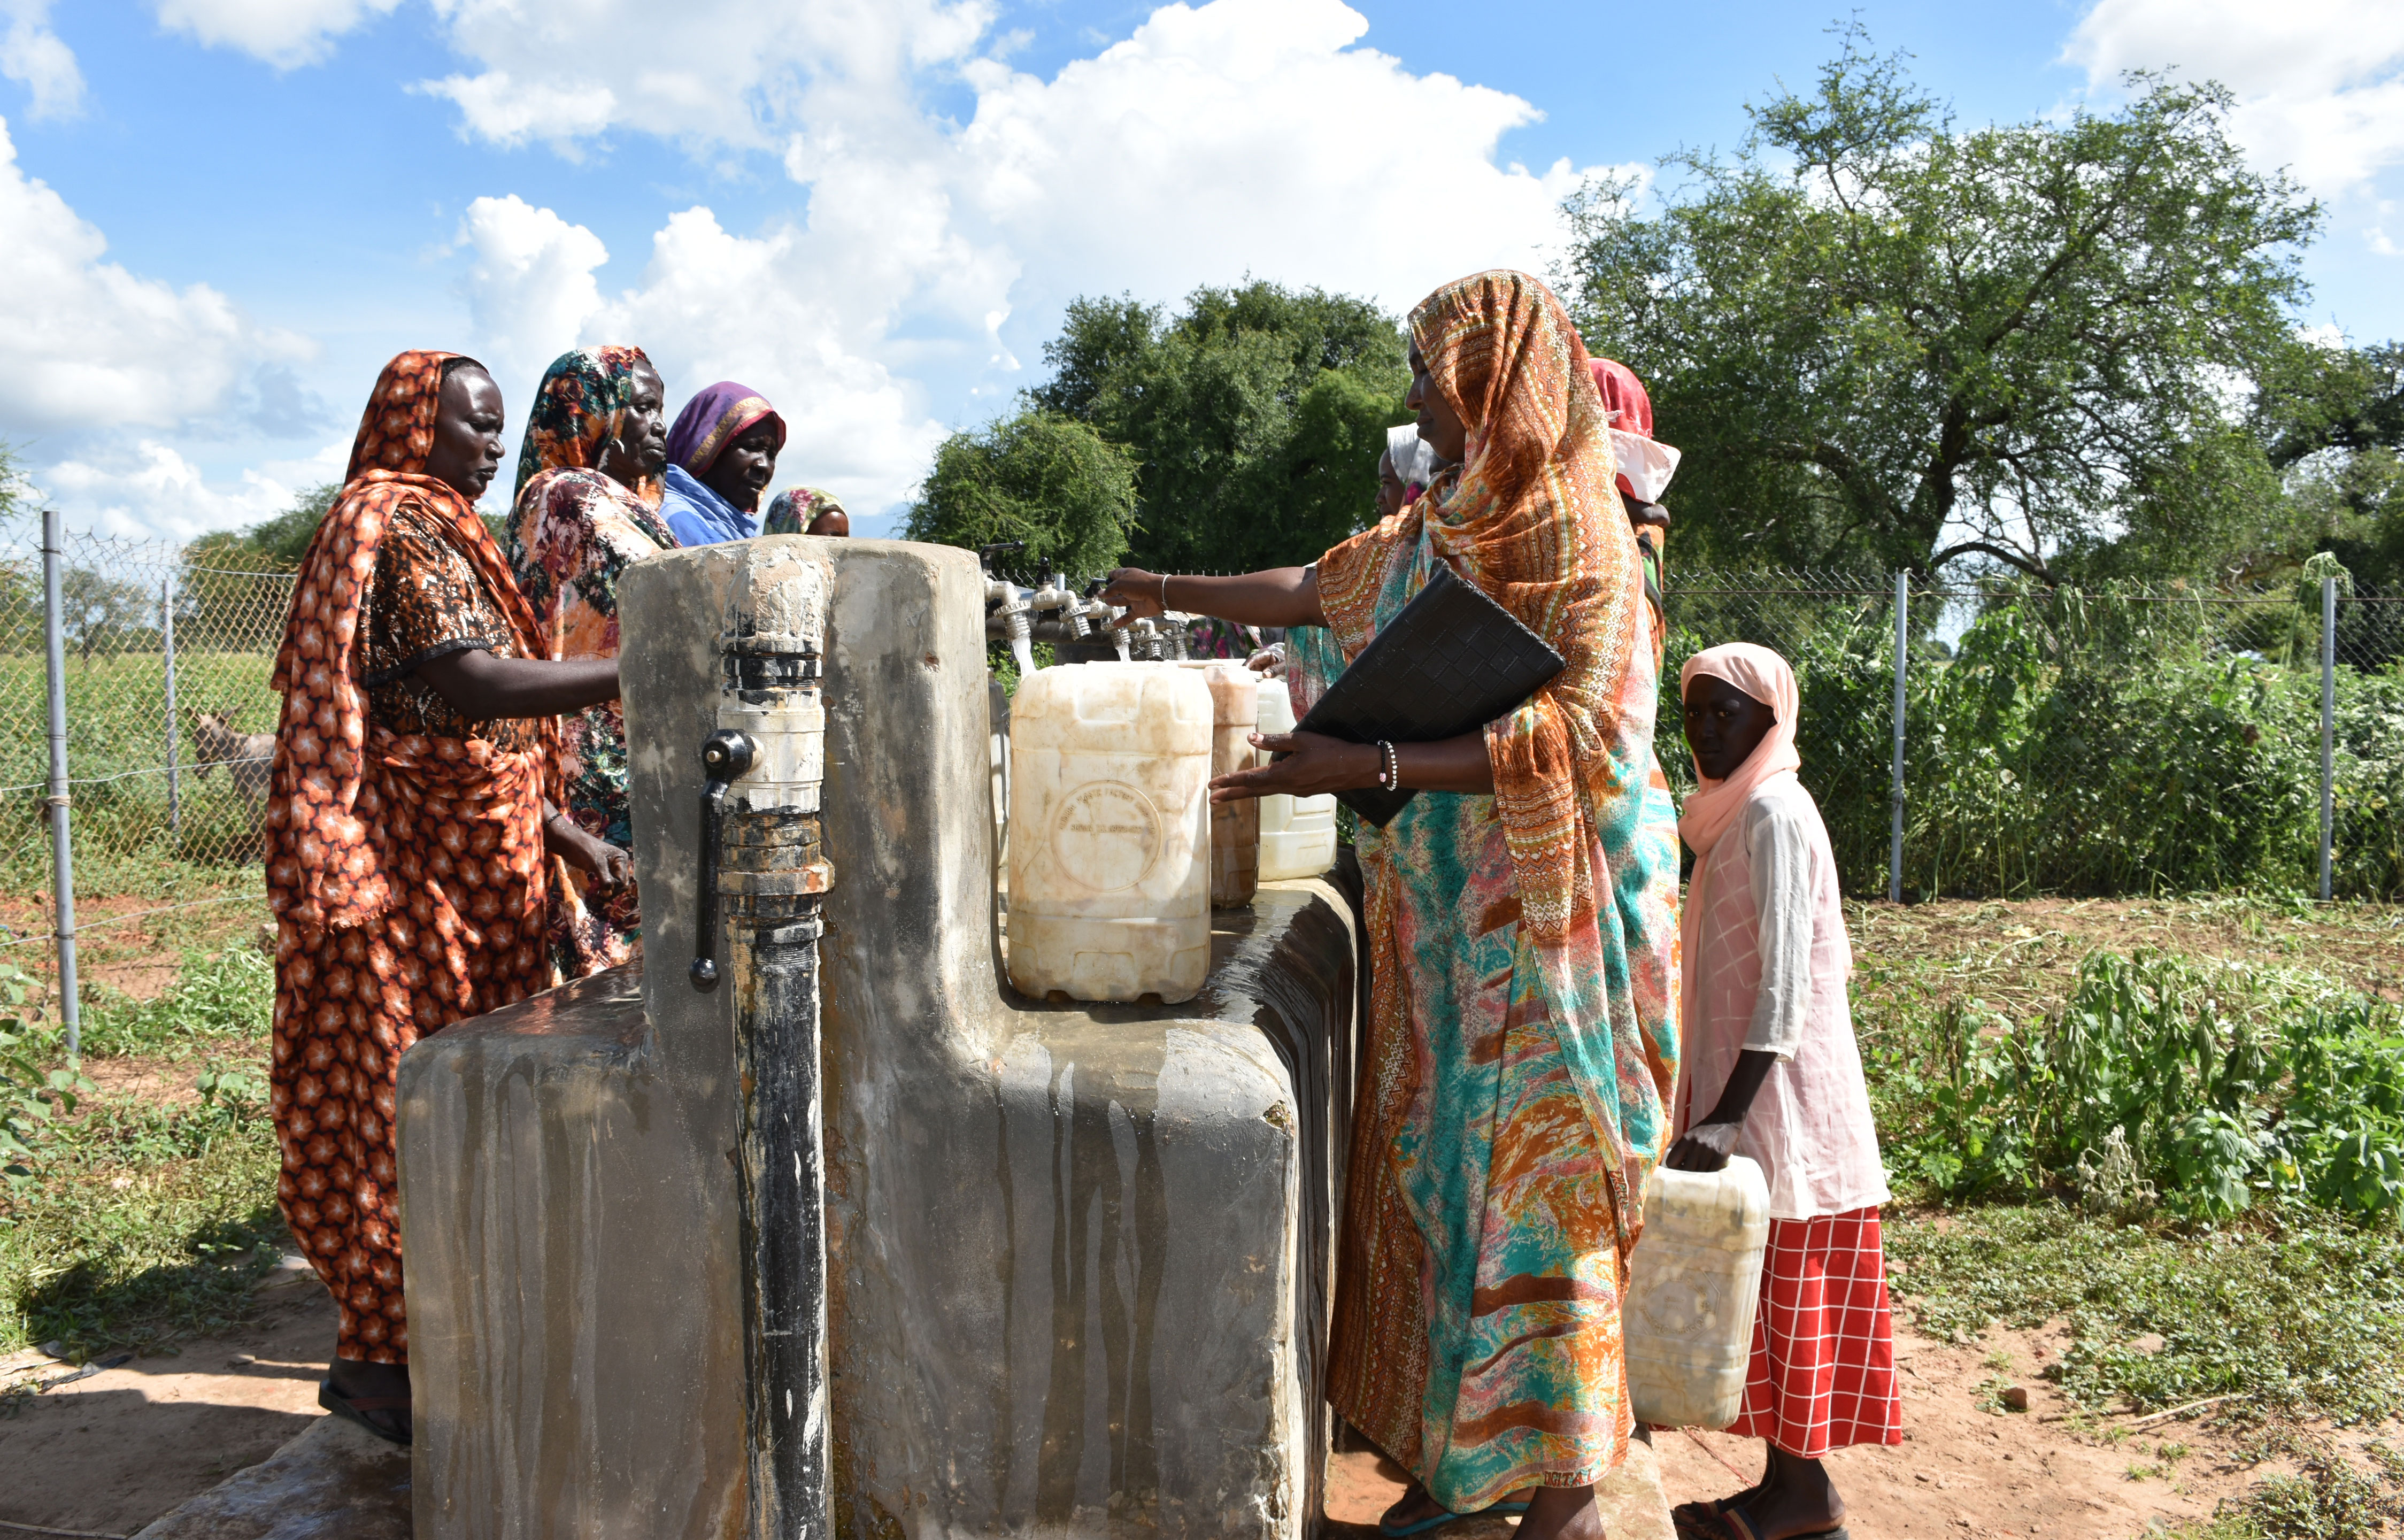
[1668,643,1898,1540]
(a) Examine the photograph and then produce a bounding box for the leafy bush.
[0,963,91,1189]
[1887,949,2404,1215]
[1657,577,2404,898]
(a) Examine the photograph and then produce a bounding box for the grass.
[1886,1203,2404,1425]
[0,648,281,877]
[0,938,281,1360]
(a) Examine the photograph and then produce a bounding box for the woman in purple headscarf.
[660,381,787,545]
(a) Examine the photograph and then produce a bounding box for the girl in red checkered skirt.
[1666,643,1899,1540]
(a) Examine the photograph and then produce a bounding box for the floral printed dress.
[508,467,675,974]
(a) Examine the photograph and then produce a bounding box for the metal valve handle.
[690,728,757,991]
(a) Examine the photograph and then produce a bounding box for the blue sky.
[4,0,2400,541]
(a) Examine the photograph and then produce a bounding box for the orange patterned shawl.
[1320,269,1647,945]
[265,350,558,934]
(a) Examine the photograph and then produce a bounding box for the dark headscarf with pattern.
[513,345,664,503]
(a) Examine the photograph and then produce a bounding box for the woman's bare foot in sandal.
[1520,1483,1604,1539]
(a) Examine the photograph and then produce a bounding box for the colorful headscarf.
[665,380,785,478]
[513,345,663,502]
[1327,268,1644,944]
[268,350,556,934]
[764,486,848,536]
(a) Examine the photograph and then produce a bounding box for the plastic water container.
[1007,664,1214,1003]
[1180,662,1260,908]
[1623,1154,1772,1429]
[1254,680,1338,881]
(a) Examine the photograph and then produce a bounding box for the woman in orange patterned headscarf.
[1101,271,1681,1540]
[266,351,629,1447]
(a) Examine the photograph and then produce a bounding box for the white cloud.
[454,194,608,396]
[0,114,300,437]
[422,0,994,152]
[454,199,949,519]
[2064,0,2404,197]
[152,0,401,69]
[1,0,82,118]
[440,1,1623,518]
[36,441,300,541]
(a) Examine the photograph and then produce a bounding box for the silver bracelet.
[1159,573,1171,609]
[1376,740,1399,792]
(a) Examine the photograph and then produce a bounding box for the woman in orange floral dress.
[265,350,630,1446]
[506,345,677,974]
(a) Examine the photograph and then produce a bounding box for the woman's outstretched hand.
[1099,568,1167,620]
[1209,730,1377,804]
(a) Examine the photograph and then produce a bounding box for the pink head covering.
[1675,642,1804,1060]
[1676,642,1801,858]
[1588,356,1681,505]
[1590,357,1654,438]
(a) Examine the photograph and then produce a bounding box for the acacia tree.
[1563,33,2320,578]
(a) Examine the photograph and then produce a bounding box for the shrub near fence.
[1656,566,2404,900]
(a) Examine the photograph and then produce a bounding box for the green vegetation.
[904,414,1141,578]
[912,280,1408,583]
[183,483,338,573]
[1890,1204,2404,1423]
[2167,1433,2404,1538]
[1563,27,2321,580]
[1663,576,2404,899]
[0,946,280,1359]
[0,651,278,879]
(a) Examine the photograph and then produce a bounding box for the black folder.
[1293,562,1566,826]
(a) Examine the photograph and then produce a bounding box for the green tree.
[904,413,1141,579]
[184,482,340,572]
[2248,340,2404,590]
[1031,281,1410,574]
[1562,31,2320,578]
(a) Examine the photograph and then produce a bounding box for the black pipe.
[734,891,828,1539]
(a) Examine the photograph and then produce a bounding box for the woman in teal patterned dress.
[1104,270,1681,1540]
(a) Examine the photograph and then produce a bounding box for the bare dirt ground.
[1850,895,2404,1013]
[0,1285,336,1538]
[1328,1312,2398,1539]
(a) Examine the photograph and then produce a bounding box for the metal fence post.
[40,509,81,1054]
[163,575,180,846]
[2320,573,2336,903]
[1888,571,1909,904]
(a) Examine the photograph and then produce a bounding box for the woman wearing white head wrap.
[1376,422,1443,521]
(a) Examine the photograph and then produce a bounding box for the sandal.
[319,1377,412,1447]
[1674,1502,1848,1540]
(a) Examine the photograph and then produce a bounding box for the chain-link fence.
[5,528,2399,1034]
[3,528,294,884]
[1657,565,2404,902]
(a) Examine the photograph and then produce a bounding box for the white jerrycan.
[1007,663,1214,1003]
[1178,661,1261,908]
[1253,677,1338,881]
[1623,1154,1771,1429]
